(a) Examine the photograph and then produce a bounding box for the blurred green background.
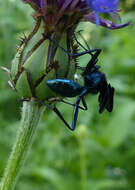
[0,0,135,190]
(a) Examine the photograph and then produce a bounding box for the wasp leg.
[54,96,88,131]
[60,99,86,110]
[74,32,92,54]
[71,89,88,131]
[72,49,101,58]
[83,49,102,75]
[29,99,74,131]
[43,33,101,59]
[53,107,74,131]
[81,96,88,110]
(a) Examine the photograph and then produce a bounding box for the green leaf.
[101,99,135,148]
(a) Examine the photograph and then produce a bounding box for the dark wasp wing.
[46,79,83,97]
[98,83,114,113]
[106,84,114,112]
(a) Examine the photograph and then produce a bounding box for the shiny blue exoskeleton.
[46,48,114,131]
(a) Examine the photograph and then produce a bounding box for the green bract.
[9,20,77,101]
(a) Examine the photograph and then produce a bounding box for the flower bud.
[9,20,78,101]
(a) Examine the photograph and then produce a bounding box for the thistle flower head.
[23,0,89,34]
[23,0,130,30]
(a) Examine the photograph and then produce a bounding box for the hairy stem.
[0,101,45,190]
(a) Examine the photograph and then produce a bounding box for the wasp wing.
[98,83,114,113]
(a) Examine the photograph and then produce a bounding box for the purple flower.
[86,0,120,25]
[84,12,130,30]
[87,0,118,12]
[22,0,130,30]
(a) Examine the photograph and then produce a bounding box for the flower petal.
[84,12,130,29]
[86,0,120,25]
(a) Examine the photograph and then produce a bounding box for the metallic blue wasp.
[46,47,114,131]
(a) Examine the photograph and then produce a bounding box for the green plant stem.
[0,101,45,190]
[80,140,87,190]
